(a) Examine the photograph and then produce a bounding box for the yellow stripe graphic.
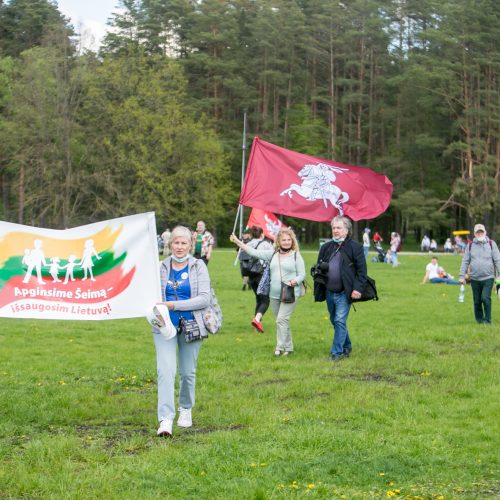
[0,225,123,264]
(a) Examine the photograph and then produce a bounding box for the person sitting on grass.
[421,256,460,285]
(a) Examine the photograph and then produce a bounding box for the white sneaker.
[157,419,173,437]
[177,407,192,428]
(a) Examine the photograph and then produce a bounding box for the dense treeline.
[0,0,498,241]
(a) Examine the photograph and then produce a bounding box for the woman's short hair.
[331,216,352,236]
[168,226,193,251]
[273,227,300,252]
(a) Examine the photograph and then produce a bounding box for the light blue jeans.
[153,332,202,422]
[390,250,398,267]
[326,290,352,356]
[430,277,460,285]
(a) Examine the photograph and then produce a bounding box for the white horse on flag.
[280,163,350,215]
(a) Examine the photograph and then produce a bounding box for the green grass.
[1,251,499,498]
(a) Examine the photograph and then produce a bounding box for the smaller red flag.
[247,208,283,241]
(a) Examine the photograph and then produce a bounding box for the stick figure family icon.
[21,239,102,285]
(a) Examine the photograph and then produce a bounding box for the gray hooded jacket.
[152,256,211,337]
[459,237,500,281]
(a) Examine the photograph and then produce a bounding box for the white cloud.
[57,0,119,51]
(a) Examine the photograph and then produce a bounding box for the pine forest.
[0,0,498,242]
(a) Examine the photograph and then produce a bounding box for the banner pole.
[239,110,247,238]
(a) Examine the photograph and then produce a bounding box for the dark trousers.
[194,254,209,266]
[248,274,270,316]
[470,278,494,324]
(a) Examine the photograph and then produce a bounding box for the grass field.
[0,250,499,499]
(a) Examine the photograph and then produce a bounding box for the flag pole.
[232,204,242,234]
[232,204,243,266]
[239,110,247,238]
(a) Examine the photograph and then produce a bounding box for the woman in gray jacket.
[153,226,210,437]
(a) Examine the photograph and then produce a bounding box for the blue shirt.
[165,265,194,327]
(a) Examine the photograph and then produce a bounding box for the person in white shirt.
[422,257,459,285]
[362,228,371,259]
[421,235,430,252]
[443,238,453,253]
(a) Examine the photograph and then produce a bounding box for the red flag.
[240,138,393,222]
[247,208,283,240]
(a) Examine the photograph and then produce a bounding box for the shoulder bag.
[279,253,295,303]
[170,268,203,342]
[340,246,378,302]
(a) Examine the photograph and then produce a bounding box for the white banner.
[0,213,161,320]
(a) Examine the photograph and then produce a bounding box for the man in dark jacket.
[314,216,367,361]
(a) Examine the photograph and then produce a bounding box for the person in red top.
[372,231,383,243]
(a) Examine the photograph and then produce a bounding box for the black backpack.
[241,240,265,277]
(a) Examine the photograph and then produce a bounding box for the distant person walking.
[390,232,401,267]
[237,229,252,291]
[241,226,273,332]
[362,228,371,259]
[192,221,214,266]
[161,228,171,256]
[459,224,500,325]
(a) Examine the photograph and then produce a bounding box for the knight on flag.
[240,138,393,222]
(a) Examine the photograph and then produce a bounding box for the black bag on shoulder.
[178,317,203,343]
[340,248,379,302]
[354,275,378,302]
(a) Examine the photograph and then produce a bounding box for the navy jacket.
[314,238,367,303]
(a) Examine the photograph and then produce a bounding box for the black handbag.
[278,252,297,303]
[280,282,295,303]
[177,316,202,343]
[170,267,203,342]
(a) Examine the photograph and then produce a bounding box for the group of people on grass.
[150,216,367,437]
[362,229,402,267]
[421,234,471,254]
[149,218,499,438]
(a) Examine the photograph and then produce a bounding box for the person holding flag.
[231,227,306,356]
[241,226,273,332]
